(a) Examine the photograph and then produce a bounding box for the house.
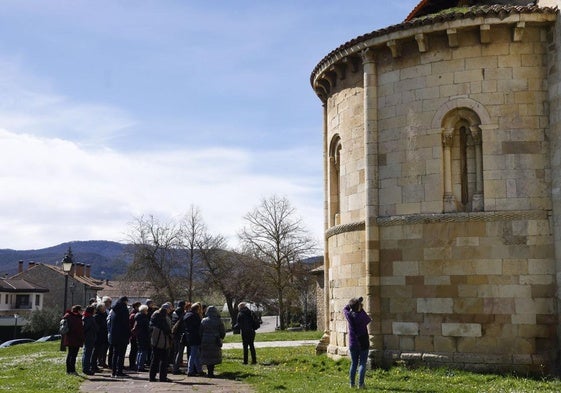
[10,261,104,313]
[0,277,48,334]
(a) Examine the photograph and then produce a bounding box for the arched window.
[441,109,483,213]
[329,135,342,226]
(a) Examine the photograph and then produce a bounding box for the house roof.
[311,4,557,86]
[405,0,538,21]
[98,280,154,300]
[10,263,105,290]
[0,278,48,293]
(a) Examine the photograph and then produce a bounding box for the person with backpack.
[235,302,259,365]
[62,305,85,375]
[171,301,188,374]
[343,296,372,389]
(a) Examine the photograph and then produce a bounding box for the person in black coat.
[183,302,203,376]
[82,305,98,375]
[149,302,173,382]
[134,304,150,372]
[171,301,187,374]
[236,302,257,364]
[92,303,108,372]
[108,296,130,377]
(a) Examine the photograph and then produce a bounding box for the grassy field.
[1,334,561,393]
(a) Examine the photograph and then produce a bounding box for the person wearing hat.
[343,296,372,389]
[149,302,173,382]
[108,296,129,378]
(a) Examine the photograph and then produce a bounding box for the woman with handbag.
[149,302,173,382]
[200,306,226,378]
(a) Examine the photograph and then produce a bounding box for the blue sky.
[0,1,419,250]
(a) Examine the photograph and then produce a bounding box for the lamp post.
[60,253,73,351]
[303,275,309,331]
[13,314,18,339]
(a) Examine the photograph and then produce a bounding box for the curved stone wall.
[317,7,559,374]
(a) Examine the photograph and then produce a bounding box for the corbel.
[332,63,347,80]
[513,22,525,42]
[386,39,401,58]
[415,33,428,53]
[447,28,459,48]
[480,24,491,44]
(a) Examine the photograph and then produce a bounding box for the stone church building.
[311,0,561,374]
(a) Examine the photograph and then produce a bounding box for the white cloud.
[0,129,323,250]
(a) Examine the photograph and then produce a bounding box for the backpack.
[171,315,184,336]
[251,311,261,330]
[59,318,69,335]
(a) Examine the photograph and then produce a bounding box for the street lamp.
[303,275,309,331]
[59,253,73,351]
[13,314,18,339]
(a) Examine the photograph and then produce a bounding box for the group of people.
[61,296,261,382]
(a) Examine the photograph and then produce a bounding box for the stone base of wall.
[325,344,554,376]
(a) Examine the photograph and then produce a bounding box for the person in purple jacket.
[343,296,372,389]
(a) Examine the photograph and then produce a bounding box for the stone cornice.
[376,210,549,226]
[325,220,365,239]
[310,5,558,101]
[325,211,548,239]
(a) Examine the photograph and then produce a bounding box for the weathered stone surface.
[317,6,559,376]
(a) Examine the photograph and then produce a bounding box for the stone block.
[400,336,416,351]
[511,314,536,325]
[483,298,514,314]
[434,336,456,352]
[393,261,419,276]
[454,298,484,314]
[474,259,502,275]
[442,323,482,337]
[415,336,434,352]
[528,259,555,275]
[392,322,419,336]
[389,297,416,314]
[417,298,453,314]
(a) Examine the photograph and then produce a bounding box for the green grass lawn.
[2,334,561,393]
[0,341,81,393]
[224,329,323,343]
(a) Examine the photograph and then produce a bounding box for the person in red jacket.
[63,305,85,375]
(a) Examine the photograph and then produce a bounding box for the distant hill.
[0,240,130,279]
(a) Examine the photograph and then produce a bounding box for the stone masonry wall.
[376,24,550,216]
[321,15,558,374]
[379,216,556,374]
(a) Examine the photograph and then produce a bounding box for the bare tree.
[196,228,270,321]
[124,215,184,303]
[179,205,206,302]
[239,195,317,330]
